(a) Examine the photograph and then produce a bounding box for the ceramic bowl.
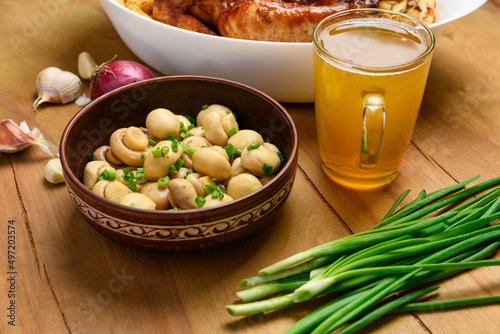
[99,0,487,103]
[59,76,298,252]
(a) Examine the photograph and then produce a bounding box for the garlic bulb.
[34,67,82,111]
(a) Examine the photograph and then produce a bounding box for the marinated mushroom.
[221,113,239,136]
[143,140,184,181]
[203,194,234,208]
[122,126,149,151]
[230,157,248,177]
[167,178,199,210]
[227,129,264,151]
[203,111,228,147]
[109,127,151,166]
[192,147,231,181]
[92,145,111,162]
[185,173,215,196]
[182,136,211,151]
[196,104,232,127]
[92,145,124,166]
[187,126,204,137]
[227,173,263,199]
[263,142,280,153]
[145,108,180,139]
[241,144,281,177]
[211,145,230,161]
[83,160,113,189]
[141,182,172,210]
[169,167,192,180]
[103,181,133,202]
[117,192,156,210]
[92,179,112,197]
[177,115,192,128]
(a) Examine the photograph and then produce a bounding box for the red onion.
[89,60,155,100]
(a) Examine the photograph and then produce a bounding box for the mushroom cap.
[117,192,157,210]
[145,108,180,139]
[227,129,264,151]
[227,173,263,200]
[192,147,231,181]
[109,128,150,167]
[140,182,172,210]
[203,111,228,147]
[203,194,234,208]
[83,160,112,189]
[104,181,133,202]
[167,178,199,210]
[241,145,281,177]
[122,126,149,151]
[143,140,184,181]
[196,104,232,127]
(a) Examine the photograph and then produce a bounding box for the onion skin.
[89,60,155,100]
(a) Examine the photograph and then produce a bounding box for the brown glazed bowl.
[60,76,298,252]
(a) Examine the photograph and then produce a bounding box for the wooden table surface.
[1,0,500,333]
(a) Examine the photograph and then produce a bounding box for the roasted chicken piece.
[153,0,379,42]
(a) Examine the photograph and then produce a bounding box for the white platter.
[100,0,487,103]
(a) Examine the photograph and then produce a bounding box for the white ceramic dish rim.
[102,0,487,46]
[100,0,488,102]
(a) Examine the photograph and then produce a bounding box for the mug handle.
[359,93,385,170]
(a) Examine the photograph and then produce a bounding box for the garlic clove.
[34,67,82,111]
[44,158,65,184]
[0,119,59,157]
[78,52,97,80]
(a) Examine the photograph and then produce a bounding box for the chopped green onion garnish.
[148,139,157,146]
[184,171,191,179]
[277,151,284,163]
[158,177,169,189]
[172,140,179,152]
[180,132,187,140]
[121,169,134,181]
[195,196,206,207]
[187,124,195,130]
[262,163,273,176]
[232,113,237,121]
[121,169,137,190]
[168,134,175,141]
[202,104,208,110]
[228,127,238,136]
[224,143,242,161]
[87,152,94,160]
[136,168,144,179]
[185,114,196,125]
[141,152,145,159]
[97,169,116,181]
[206,184,225,199]
[181,142,189,152]
[265,137,271,143]
[173,207,178,211]
[151,148,162,158]
[169,165,176,173]
[161,146,169,155]
[247,142,261,151]
[174,158,184,171]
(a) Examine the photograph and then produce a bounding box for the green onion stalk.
[225,176,500,333]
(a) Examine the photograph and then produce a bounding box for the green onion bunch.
[225,175,500,333]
